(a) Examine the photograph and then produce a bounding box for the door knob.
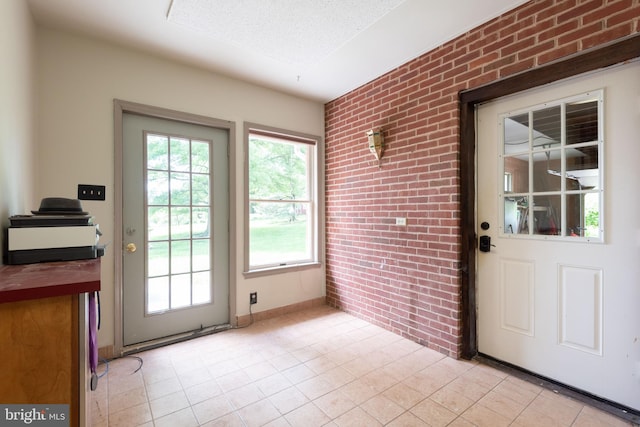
[126,243,137,253]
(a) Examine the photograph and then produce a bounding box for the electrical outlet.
[78,184,106,201]
[249,292,257,305]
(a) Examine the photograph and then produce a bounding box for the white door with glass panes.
[477,61,640,411]
[122,113,229,346]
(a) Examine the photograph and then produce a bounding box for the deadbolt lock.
[479,235,495,252]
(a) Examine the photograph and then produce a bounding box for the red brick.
[558,22,604,45]
[606,4,640,27]
[538,41,579,65]
[325,0,637,359]
[558,0,604,23]
[582,23,634,48]
[518,39,556,61]
[501,35,538,57]
[583,0,632,24]
[482,34,516,56]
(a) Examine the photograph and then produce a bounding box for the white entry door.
[122,113,229,346]
[477,61,640,411]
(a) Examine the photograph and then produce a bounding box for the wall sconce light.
[367,129,384,166]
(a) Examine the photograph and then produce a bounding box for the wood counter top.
[0,258,101,304]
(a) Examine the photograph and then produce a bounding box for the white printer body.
[7,217,104,264]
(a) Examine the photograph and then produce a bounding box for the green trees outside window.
[246,126,319,270]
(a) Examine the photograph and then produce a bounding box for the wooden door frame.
[459,34,640,359]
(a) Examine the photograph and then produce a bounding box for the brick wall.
[324,0,639,358]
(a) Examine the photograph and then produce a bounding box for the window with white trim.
[244,123,321,273]
[500,90,603,241]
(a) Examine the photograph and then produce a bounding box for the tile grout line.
[94,307,636,427]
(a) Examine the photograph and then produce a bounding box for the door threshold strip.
[121,323,232,356]
[475,354,640,425]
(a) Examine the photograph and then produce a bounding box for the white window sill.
[243,262,322,278]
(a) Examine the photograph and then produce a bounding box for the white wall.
[0,0,37,261]
[35,28,326,350]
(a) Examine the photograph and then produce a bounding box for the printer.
[7,197,105,265]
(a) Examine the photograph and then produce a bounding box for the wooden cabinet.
[0,295,79,424]
[0,259,100,427]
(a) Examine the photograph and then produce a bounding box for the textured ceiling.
[26,0,529,102]
[168,0,407,66]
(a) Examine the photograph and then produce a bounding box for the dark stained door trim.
[459,34,640,359]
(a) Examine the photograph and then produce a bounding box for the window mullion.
[498,91,602,241]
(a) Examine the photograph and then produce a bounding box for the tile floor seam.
[140,374,151,425]
[484,375,540,426]
[92,306,638,427]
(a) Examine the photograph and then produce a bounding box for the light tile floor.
[91,306,636,426]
